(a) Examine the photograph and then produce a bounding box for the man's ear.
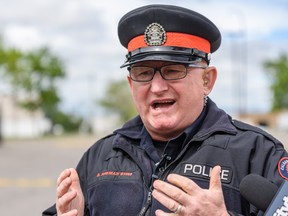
[203,66,217,95]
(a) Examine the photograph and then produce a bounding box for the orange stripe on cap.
[128,32,211,53]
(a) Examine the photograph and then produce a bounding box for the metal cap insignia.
[144,23,166,46]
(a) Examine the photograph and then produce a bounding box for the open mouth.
[152,100,175,109]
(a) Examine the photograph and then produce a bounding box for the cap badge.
[144,23,166,46]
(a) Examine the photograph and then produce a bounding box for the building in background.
[0,94,50,139]
[238,111,288,131]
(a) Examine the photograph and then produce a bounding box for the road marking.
[0,178,55,188]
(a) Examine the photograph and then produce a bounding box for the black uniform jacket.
[43,99,287,216]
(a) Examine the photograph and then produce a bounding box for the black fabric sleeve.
[42,204,56,216]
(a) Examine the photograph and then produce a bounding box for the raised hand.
[56,168,85,216]
[152,165,229,216]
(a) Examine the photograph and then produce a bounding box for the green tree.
[0,41,82,133]
[264,53,288,111]
[98,79,137,123]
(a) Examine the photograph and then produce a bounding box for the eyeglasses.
[128,64,207,82]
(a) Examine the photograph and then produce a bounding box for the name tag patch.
[179,163,232,183]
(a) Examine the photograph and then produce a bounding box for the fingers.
[155,209,176,216]
[68,168,81,183]
[56,168,80,215]
[209,165,222,190]
[61,209,78,216]
[57,189,78,212]
[156,165,222,196]
[166,173,200,195]
[57,168,72,186]
[153,176,190,214]
[152,187,184,213]
[57,169,73,199]
[152,165,224,215]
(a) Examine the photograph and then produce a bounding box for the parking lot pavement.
[0,135,97,216]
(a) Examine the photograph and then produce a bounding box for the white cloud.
[4,25,45,49]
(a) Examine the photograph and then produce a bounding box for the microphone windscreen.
[239,174,278,211]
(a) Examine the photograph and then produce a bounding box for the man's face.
[127,61,216,141]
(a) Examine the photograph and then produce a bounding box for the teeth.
[153,100,174,108]
[156,100,173,104]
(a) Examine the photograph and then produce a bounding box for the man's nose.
[150,70,169,93]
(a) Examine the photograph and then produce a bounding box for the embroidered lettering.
[181,164,232,183]
[96,171,133,177]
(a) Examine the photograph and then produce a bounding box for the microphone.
[239,174,288,215]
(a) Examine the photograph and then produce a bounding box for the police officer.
[43,4,288,216]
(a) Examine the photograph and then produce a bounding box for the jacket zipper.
[137,140,199,216]
[114,144,155,216]
[137,153,171,216]
[138,190,152,216]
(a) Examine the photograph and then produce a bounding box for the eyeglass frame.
[127,63,208,82]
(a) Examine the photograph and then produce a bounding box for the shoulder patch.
[278,157,288,180]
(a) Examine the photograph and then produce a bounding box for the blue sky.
[0,0,287,118]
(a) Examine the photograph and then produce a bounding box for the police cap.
[118,4,221,67]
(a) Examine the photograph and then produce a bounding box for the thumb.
[69,168,80,183]
[209,165,222,190]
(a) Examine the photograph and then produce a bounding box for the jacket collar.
[194,99,237,140]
